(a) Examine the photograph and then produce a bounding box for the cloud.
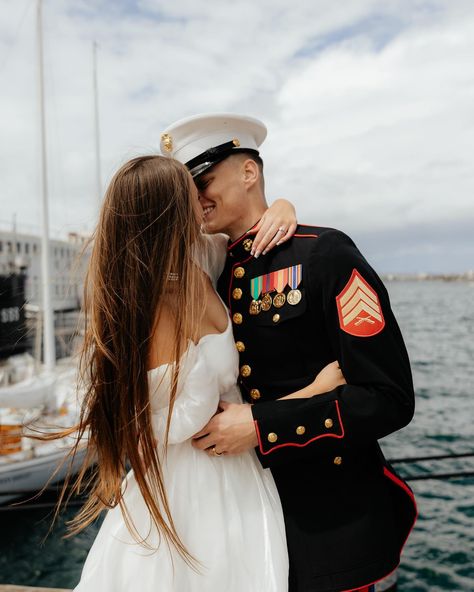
[0,0,473,271]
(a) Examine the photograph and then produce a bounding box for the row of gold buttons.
[232,258,261,401]
[266,418,336,443]
[232,268,254,395]
[267,425,306,443]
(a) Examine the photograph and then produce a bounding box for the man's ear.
[242,158,259,188]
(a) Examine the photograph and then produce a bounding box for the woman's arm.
[249,199,297,257]
[279,361,346,400]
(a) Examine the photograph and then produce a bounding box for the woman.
[66,155,345,591]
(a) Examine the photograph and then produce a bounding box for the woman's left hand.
[248,199,297,257]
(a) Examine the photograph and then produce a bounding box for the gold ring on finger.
[212,446,223,456]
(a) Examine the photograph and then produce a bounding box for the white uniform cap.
[160,113,267,177]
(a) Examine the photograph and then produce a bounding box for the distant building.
[0,229,90,311]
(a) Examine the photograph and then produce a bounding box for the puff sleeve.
[149,343,220,445]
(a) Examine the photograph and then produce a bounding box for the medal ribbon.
[275,268,288,293]
[250,275,263,300]
[263,273,272,294]
[254,266,301,296]
[269,271,277,293]
[289,264,302,289]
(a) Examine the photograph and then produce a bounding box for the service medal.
[287,289,302,305]
[273,292,286,308]
[273,268,288,309]
[249,276,263,315]
[249,299,261,315]
[261,292,272,311]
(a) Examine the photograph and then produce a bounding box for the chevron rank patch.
[336,269,385,337]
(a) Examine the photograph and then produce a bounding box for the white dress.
[74,234,289,592]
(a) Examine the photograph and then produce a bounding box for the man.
[159,113,417,592]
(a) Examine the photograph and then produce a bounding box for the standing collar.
[227,221,260,259]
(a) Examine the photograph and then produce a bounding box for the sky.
[0,0,473,273]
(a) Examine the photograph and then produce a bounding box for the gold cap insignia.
[161,133,173,153]
[232,138,241,147]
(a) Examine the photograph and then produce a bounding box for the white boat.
[0,352,88,505]
[0,270,86,507]
[0,358,57,410]
[0,441,88,505]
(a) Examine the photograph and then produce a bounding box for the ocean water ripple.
[382,281,474,591]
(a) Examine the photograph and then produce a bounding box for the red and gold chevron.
[336,269,385,337]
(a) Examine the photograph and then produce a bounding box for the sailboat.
[0,277,86,504]
[0,0,93,505]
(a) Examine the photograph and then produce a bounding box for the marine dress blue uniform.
[216,224,417,592]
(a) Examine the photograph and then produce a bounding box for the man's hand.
[192,401,258,456]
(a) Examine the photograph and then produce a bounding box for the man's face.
[194,156,247,235]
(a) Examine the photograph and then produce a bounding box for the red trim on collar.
[227,223,260,251]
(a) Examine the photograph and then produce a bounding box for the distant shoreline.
[382,272,474,282]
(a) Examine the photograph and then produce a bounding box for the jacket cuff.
[252,398,344,456]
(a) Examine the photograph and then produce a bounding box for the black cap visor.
[186,141,259,178]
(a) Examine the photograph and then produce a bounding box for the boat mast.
[37,0,55,371]
[93,41,102,202]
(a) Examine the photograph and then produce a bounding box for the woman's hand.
[249,199,297,257]
[279,361,346,400]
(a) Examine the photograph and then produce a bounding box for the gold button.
[232,288,243,300]
[324,418,334,429]
[267,432,278,443]
[272,314,280,323]
[333,456,342,466]
[243,238,253,252]
[233,313,243,325]
[235,341,245,352]
[296,426,306,435]
[234,267,245,279]
[240,365,252,378]
[250,388,261,400]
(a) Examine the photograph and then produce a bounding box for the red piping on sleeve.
[255,400,345,456]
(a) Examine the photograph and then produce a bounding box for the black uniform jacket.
[217,225,418,592]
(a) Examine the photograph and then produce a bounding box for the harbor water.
[0,280,473,591]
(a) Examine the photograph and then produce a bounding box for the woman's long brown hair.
[45,155,205,564]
